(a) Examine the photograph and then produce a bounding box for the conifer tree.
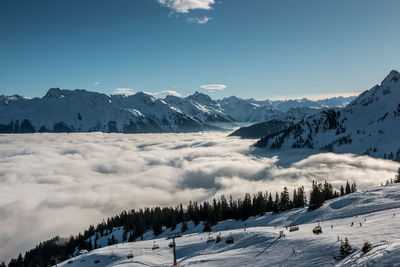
[280,187,290,211]
[340,185,344,196]
[203,221,212,232]
[266,193,274,212]
[181,215,188,233]
[309,181,324,210]
[340,238,353,258]
[395,167,400,183]
[345,180,351,194]
[351,182,357,193]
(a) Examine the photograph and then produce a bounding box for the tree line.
[6,180,357,267]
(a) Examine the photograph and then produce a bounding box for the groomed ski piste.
[58,184,400,267]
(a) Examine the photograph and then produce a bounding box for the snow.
[0,88,355,134]
[58,184,400,266]
[256,70,400,160]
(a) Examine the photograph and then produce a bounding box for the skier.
[351,222,354,227]
[331,225,333,229]
[292,248,296,254]
[359,222,362,227]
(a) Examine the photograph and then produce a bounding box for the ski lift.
[279,231,284,238]
[215,233,222,243]
[152,241,160,250]
[127,250,134,259]
[78,249,88,255]
[206,234,215,243]
[226,234,234,245]
[312,226,322,235]
[109,251,117,259]
[289,226,299,232]
[169,241,175,248]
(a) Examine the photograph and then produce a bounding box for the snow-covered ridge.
[58,184,400,266]
[0,88,355,134]
[255,70,400,160]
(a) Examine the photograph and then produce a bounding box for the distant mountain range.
[254,70,400,161]
[0,88,355,133]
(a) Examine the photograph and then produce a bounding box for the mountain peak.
[186,91,213,103]
[382,70,400,85]
[44,88,63,98]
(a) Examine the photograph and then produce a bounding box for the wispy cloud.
[112,88,135,95]
[267,92,361,101]
[145,90,182,97]
[158,0,215,13]
[93,82,100,86]
[187,16,212,24]
[200,84,227,92]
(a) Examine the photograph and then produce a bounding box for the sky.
[1,0,400,99]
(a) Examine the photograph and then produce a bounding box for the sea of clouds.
[0,132,399,261]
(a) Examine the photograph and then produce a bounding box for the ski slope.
[58,184,400,266]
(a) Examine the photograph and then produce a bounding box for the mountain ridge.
[0,88,355,134]
[254,70,400,160]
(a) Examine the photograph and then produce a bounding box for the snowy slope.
[229,120,292,139]
[164,94,234,126]
[0,89,207,133]
[0,88,357,134]
[270,96,356,112]
[0,95,28,106]
[217,96,283,122]
[57,184,400,267]
[255,70,400,160]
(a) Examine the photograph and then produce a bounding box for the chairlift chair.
[312,226,322,235]
[207,234,215,243]
[226,235,234,245]
[109,251,117,259]
[215,234,222,243]
[127,250,134,259]
[152,241,160,250]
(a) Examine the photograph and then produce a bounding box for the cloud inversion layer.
[0,133,398,261]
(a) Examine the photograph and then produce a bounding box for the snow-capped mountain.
[254,70,400,160]
[217,96,283,122]
[0,88,358,134]
[0,89,205,133]
[164,92,233,125]
[270,96,356,112]
[0,94,27,106]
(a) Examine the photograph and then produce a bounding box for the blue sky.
[1,0,399,99]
